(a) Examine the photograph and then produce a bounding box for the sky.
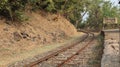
[110,0,119,6]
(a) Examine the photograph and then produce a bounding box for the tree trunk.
[75,20,78,28]
[75,11,87,28]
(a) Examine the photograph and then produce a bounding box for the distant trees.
[0,0,119,29]
[85,0,120,30]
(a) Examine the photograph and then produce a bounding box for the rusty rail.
[24,31,93,67]
[57,33,94,67]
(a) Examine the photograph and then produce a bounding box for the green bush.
[0,0,56,21]
[0,0,72,21]
[14,11,29,22]
[0,0,27,21]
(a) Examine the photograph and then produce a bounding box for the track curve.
[24,31,94,67]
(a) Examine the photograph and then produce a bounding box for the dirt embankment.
[0,11,77,60]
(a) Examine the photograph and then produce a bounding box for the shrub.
[14,11,29,22]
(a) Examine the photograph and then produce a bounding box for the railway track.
[24,31,95,67]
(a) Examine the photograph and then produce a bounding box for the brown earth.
[0,11,77,66]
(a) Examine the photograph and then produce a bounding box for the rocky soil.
[0,11,77,66]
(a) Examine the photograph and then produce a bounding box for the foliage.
[85,0,119,30]
[0,0,28,21]
[14,11,29,22]
[0,0,119,27]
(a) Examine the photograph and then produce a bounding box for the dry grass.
[0,32,84,66]
[0,11,78,67]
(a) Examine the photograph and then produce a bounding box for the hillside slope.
[0,11,77,64]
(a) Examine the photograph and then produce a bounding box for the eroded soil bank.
[0,11,77,66]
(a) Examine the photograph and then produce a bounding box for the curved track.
[57,32,94,67]
[24,31,94,67]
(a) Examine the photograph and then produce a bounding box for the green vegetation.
[0,0,119,29]
[88,33,104,67]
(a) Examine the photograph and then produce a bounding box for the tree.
[85,0,119,30]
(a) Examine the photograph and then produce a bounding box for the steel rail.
[24,31,90,67]
[57,33,94,67]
